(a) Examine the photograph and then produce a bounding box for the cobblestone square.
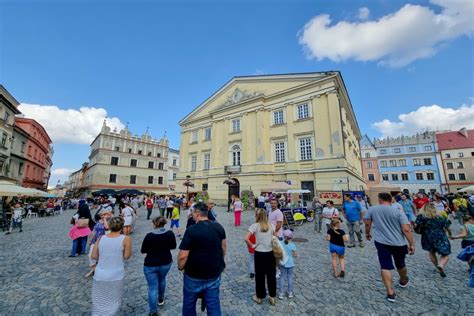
[1,207,473,315]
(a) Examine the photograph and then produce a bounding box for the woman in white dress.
[121,203,134,235]
[91,217,132,316]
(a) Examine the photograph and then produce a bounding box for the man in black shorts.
[364,192,415,302]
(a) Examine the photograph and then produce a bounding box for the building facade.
[168,148,179,190]
[13,117,53,190]
[436,128,474,193]
[79,122,175,193]
[178,72,365,202]
[0,85,22,181]
[374,132,442,194]
[360,135,380,188]
[10,124,29,185]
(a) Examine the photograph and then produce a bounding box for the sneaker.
[278,293,284,300]
[398,278,409,288]
[68,255,77,258]
[249,273,255,279]
[386,293,396,303]
[437,266,447,278]
[158,298,165,306]
[339,271,345,278]
[288,292,294,298]
[149,312,158,316]
[19,230,23,233]
[347,244,356,248]
[359,242,364,248]
[276,270,281,279]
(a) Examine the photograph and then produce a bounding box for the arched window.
[231,144,241,166]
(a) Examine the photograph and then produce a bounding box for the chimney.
[459,127,468,138]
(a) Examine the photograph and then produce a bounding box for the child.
[170,203,182,237]
[278,229,297,299]
[326,218,348,278]
[451,215,474,249]
[247,233,256,279]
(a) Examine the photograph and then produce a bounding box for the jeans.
[160,208,165,217]
[248,253,255,274]
[347,221,363,244]
[166,208,173,219]
[144,263,172,313]
[147,208,153,220]
[254,251,276,299]
[183,274,221,316]
[314,211,322,232]
[278,266,294,295]
[71,236,87,256]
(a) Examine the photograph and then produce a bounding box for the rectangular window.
[445,153,451,158]
[202,183,209,191]
[458,152,464,158]
[109,174,117,183]
[424,145,432,151]
[382,174,389,181]
[4,111,10,123]
[173,158,177,166]
[158,176,163,184]
[423,158,432,165]
[391,174,399,181]
[138,150,142,155]
[232,119,241,133]
[158,162,164,170]
[148,151,152,156]
[191,156,197,171]
[1,133,7,147]
[204,127,212,140]
[427,172,435,180]
[459,173,466,180]
[401,173,409,181]
[299,138,312,160]
[157,153,161,158]
[128,148,132,153]
[130,159,138,167]
[148,176,154,184]
[471,152,474,157]
[368,174,375,181]
[457,162,464,168]
[379,149,387,155]
[394,148,401,153]
[111,157,119,165]
[416,173,424,180]
[18,162,24,175]
[21,141,25,153]
[297,103,309,120]
[446,162,454,169]
[398,159,407,167]
[413,159,421,166]
[448,174,455,181]
[366,161,373,168]
[389,160,397,167]
[203,153,211,170]
[408,146,416,152]
[115,146,120,151]
[191,131,198,143]
[380,161,387,168]
[130,175,136,184]
[173,173,177,181]
[365,153,370,158]
[148,161,154,169]
[273,110,284,125]
[275,142,286,163]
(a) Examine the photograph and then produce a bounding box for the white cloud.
[51,168,74,176]
[18,103,125,144]
[372,103,474,137]
[298,0,474,67]
[358,7,370,20]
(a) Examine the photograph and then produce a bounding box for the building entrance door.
[301,181,314,205]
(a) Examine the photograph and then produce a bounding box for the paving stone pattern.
[1,207,473,315]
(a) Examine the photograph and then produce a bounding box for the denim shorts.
[329,243,345,255]
[171,220,180,228]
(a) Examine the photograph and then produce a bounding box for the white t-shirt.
[322,207,338,219]
[258,195,265,203]
[248,223,275,252]
[12,208,24,221]
[234,201,243,211]
[122,207,133,217]
[434,200,447,212]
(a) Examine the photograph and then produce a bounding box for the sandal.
[252,295,262,304]
[84,270,95,278]
[269,297,276,306]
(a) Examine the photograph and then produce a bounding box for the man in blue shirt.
[342,194,364,248]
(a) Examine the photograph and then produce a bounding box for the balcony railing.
[224,165,241,173]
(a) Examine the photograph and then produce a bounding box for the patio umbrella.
[116,189,144,195]
[458,185,474,193]
[92,189,118,196]
[0,181,49,197]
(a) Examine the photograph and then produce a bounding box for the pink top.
[69,225,92,240]
[234,201,243,211]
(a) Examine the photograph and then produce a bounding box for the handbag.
[77,218,89,228]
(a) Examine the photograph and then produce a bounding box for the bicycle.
[293,208,315,226]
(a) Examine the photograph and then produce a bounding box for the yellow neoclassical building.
[178,72,365,203]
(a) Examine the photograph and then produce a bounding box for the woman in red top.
[413,193,429,214]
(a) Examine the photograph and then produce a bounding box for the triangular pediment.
[179,72,334,125]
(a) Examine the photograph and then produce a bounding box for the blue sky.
[1,0,473,186]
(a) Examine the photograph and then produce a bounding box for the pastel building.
[360,135,380,188]
[374,132,442,194]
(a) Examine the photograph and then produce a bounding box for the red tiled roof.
[436,129,474,150]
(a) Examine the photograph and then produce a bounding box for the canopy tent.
[92,189,118,196]
[0,181,49,197]
[261,182,294,193]
[458,185,474,193]
[116,189,144,196]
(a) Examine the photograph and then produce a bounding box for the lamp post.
[185,175,191,203]
[225,171,233,212]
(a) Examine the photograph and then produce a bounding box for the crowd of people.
[62,190,474,314]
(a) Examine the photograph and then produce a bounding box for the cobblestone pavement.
[1,207,473,315]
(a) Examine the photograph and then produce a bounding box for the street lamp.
[183,175,193,206]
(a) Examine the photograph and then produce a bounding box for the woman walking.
[415,203,452,278]
[234,196,243,227]
[91,217,132,315]
[68,200,94,257]
[245,209,277,305]
[141,217,177,315]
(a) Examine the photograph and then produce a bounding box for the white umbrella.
[0,181,49,197]
[458,185,474,193]
[286,189,311,194]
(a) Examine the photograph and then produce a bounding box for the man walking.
[178,202,227,315]
[342,194,364,248]
[269,199,284,239]
[364,192,415,303]
[145,195,154,220]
